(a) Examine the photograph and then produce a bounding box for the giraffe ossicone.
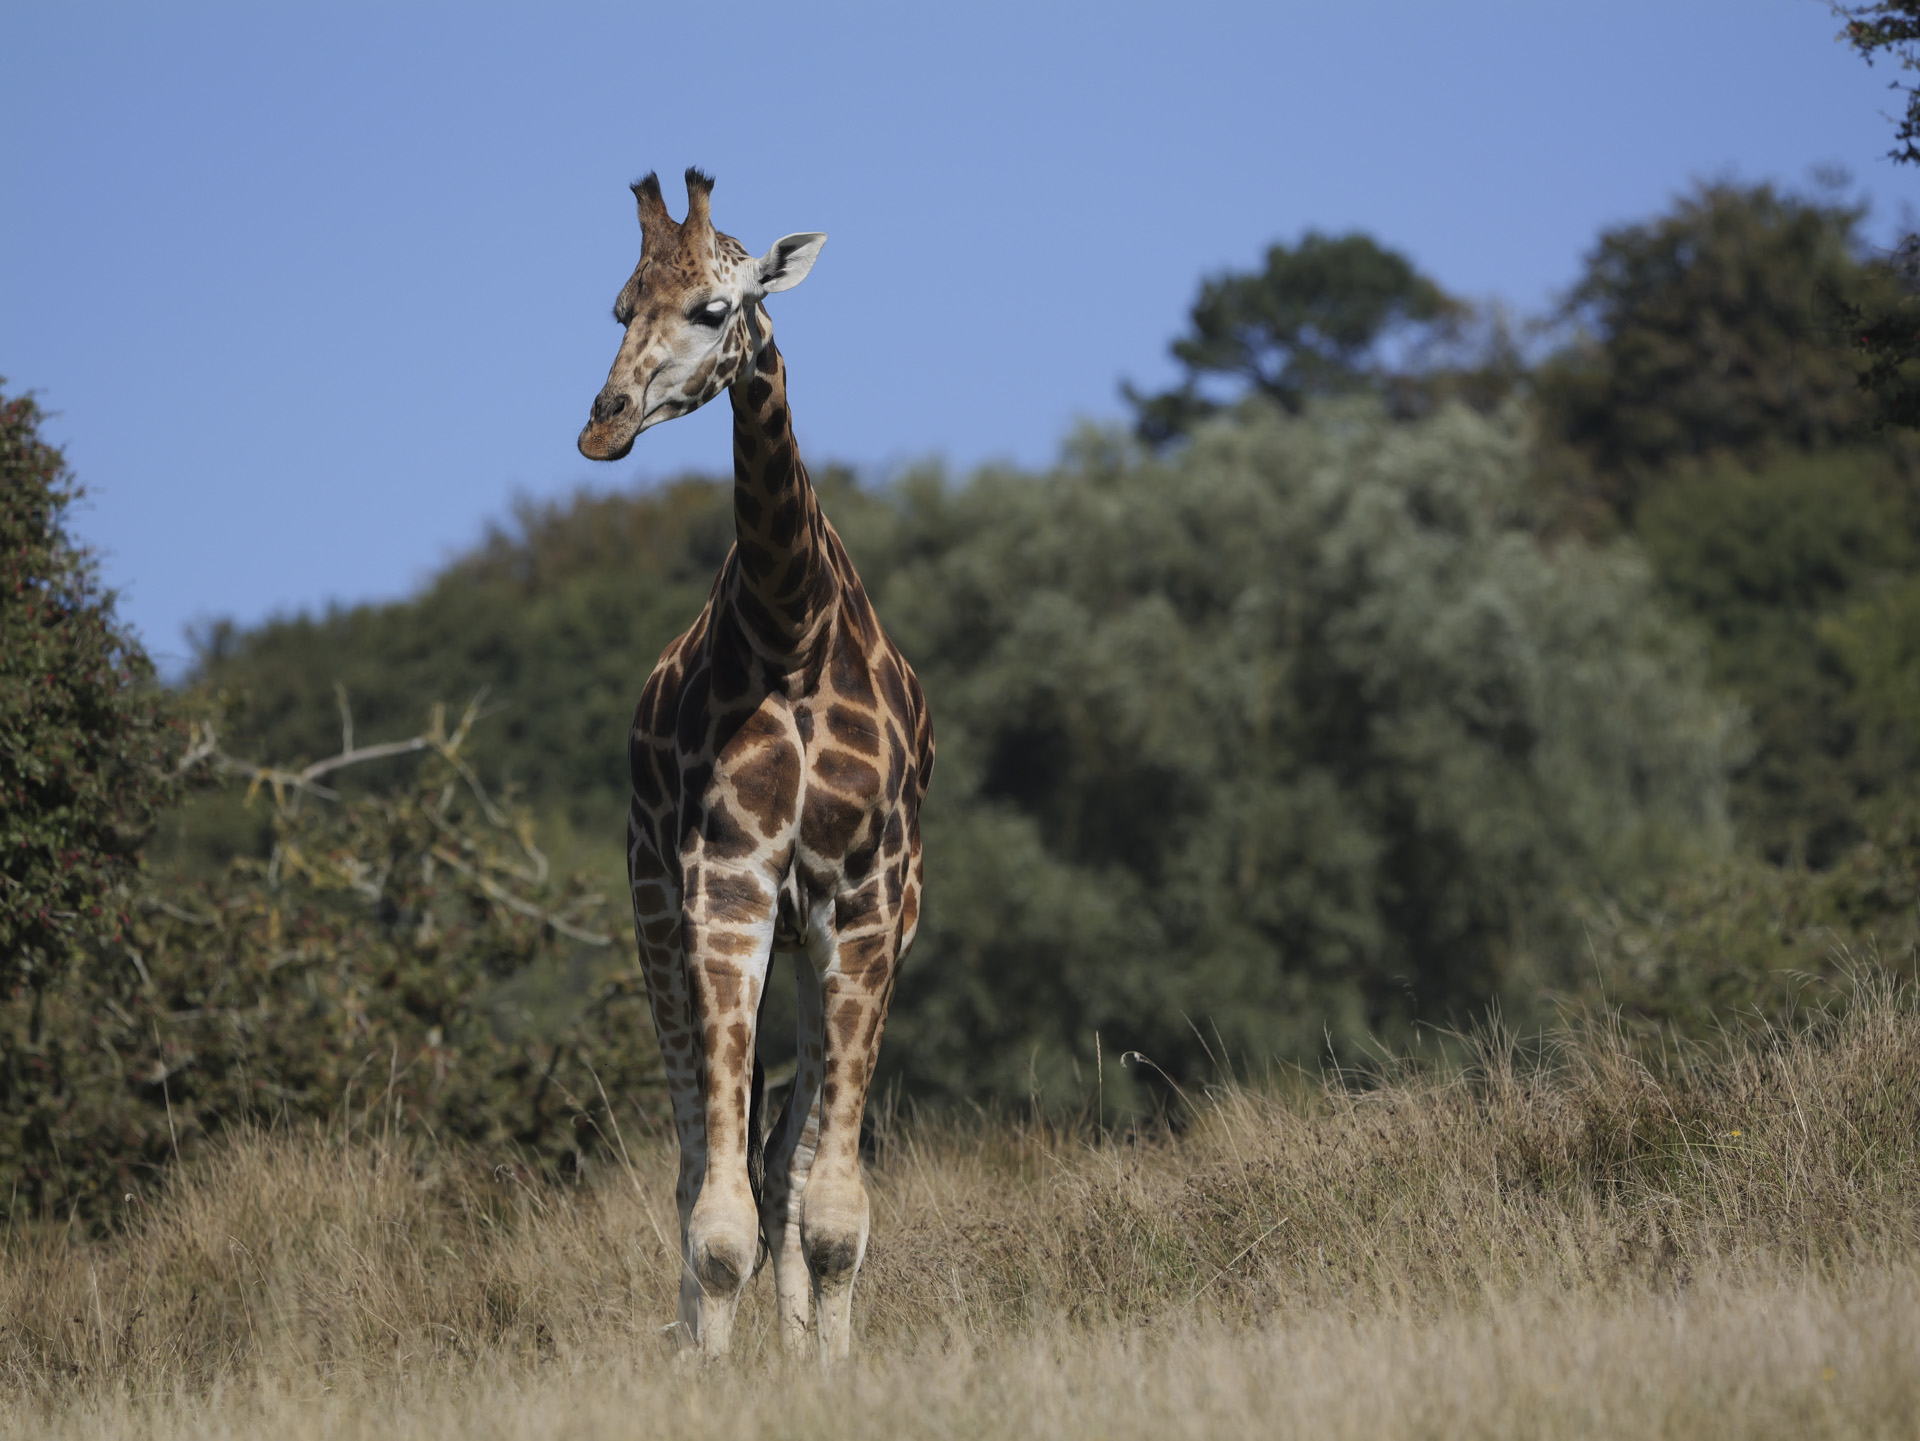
[578,167,933,1364]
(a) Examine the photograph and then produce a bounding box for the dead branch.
[428,845,611,947]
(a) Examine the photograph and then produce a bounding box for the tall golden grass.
[2,976,1917,1438]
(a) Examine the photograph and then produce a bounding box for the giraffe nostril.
[591,391,630,425]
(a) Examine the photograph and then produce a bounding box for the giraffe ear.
[755,233,826,294]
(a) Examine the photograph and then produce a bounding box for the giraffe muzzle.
[578,390,638,461]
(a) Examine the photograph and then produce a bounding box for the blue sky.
[3,1,1911,672]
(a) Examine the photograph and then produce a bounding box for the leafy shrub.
[1573,798,1920,1036]
[0,701,663,1224]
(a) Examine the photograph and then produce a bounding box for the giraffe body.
[578,170,932,1362]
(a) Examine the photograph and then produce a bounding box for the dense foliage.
[1522,183,1920,863]
[0,400,662,1216]
[1123,232,1521,445]
[868,405,1731,1100]
[1634,447,1920,864]
[0,702,658,1222]
[1841,2,1920,427]
[1123,188,1915,873]
[1575,798,1920,1035]
[0,386,183,990]
[188,400,1737,1106]
[1536,182,1885,519]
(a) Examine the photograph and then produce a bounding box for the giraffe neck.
[725,338,837,658]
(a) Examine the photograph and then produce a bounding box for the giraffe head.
[577,168,826,462]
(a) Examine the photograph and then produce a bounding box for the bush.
[0,700,663,1224]
[1574,801,1920,1036]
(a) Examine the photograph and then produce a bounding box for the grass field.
[2,979,1917,1438]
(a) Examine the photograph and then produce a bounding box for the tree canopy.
[1839,2,1920,427]
[1125,232,1476,445]
[180,397,1737,1106]
[1633,447,1918,864]
[1,384,182,989]
[867,403,1731,1100]
[1537,182,1885,516]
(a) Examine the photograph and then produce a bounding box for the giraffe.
[576,168,933,1363]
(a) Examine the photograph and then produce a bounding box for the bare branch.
[171,719,222,777]
[299,735,435,786]
[428,846,612,947]
[333,680,354,756]
[177,691,599,938]
[145,898,218,928]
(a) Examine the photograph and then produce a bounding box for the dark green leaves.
[0,383,183,990]
[1125,232,1469,444]
[1536,183,1882,513]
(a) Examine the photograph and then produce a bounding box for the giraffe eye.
[690,299,730,328]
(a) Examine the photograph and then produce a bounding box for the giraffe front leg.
[681,861,777,1361]
[762,952,824,1350]
[800,917,897,1364]
[627,833,707,1347]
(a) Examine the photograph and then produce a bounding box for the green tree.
[1822,560,1920,784]
[1839,2,1920,427]
[1537,182,1884,519]
[1124,232,1474,444]
[1535,181,1920,862]
[868,401,1735,1103]
[0,383,183,988]
[1843,1,1920,165]
[1634,449,1916,864]
[183,396,1738,1108]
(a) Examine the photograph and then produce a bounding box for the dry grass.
[3,980,1919,1438]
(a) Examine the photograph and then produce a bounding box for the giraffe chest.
[630,604,924,949]
[695,690,892,930]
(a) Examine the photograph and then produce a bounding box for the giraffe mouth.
[638,398,688,430]
[577,418,638,462]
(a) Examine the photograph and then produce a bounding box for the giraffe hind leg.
[801,903,907,1364]
[761,949,824,1350]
